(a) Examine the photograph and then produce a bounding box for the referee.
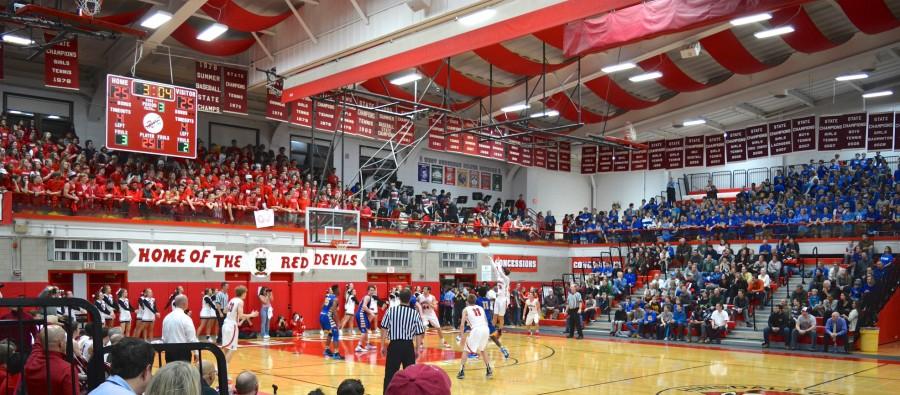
[380,288,425,393]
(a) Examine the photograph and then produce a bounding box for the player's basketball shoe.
[332,352,345,360]
[457,369,465,379]
[355,345,366,353]
[501,347,510,359]
[324,349,333,357]
[486,366,494,378]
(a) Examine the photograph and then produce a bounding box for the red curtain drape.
[97,5,152,26]
[637,54,716,92]
[201,0,293,32]
[835,0,900,35]
[532,26,565,50]
[473,44,572,76]
[359,78,477,111]
[771,6,842,53]
[170,23,256,57]
[543,92,611,124]
[700,30,781,74]
[564,0,811,56]
[583,76,659,110]
[417,60,514,98]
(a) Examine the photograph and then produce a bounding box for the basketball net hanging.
[76,0,103,17]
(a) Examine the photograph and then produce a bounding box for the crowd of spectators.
[563,153,899,244]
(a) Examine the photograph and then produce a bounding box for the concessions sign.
[105,74,198,159]
[44,34,78,90]
[492,255,538,273]
[571,257,600,271]
[129,243,366,277]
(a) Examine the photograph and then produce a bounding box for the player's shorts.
[422,312,440,328]
[356,311,371,334]
[221,320,238,351]
[465,326,490,353]
[320,313,339,341]
[526,311,540,326]
[494,297,509,316]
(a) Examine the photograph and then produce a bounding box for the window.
[440,252,476,269]
[368,250,410,267]
[290,135,333,171]
[51,239,125,262]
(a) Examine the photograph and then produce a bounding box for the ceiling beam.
[734,103,767,119]
[349,0,369,25]
[843,81,865,92]
[252,32,274,62]
[785,88,815,107]
[705,119,726,132]
[285,0,318,44]
[135,0,277,36]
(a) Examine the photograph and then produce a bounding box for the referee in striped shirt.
[380,288,425,393]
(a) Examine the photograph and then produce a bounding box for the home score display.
[105,74,198,159]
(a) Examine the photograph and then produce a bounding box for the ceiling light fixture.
[628,71,663,82]
[46,115,62,120]
[458,8,496,26]
[141,10,173,29]
[8,110,34,116]
[730,13,772,26]
[754,26,794,39]
[862,90,893,99]
[835,73,869,82]
[196,23,228,41]
[601,62,636,73]
[530,110,560,118]
[2,34,34,46]
[389,73,422,86]
[501,103,530,113]
[683,119,707,126]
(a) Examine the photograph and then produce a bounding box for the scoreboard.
[105,74,198,159]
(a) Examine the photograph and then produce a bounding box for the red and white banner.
[630,149,648,171]
[705,134,725,167]
[866,113,894,151]
[768,120,792,155]
[665,138,684,169]
[647,140,666,170]
[129,244,366,276]
[746,124,768,159]
[580,146,597,174]
[559,142,571,172]
[290,97,313,127]
[597,146,613,172]
[792,116,816,152]
[265,78,289,122]
[725,129,746,163]
[195,62,222,113]
[0,43,4,80]
[222,67,248,115]
[683,136,704,167]
[44,34,79,90]
[612,149,630,171]
[493,255,538,273]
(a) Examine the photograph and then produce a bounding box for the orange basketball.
[480,238,490,247]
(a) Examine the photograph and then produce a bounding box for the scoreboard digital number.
[105,74,198,159]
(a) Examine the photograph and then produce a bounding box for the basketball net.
[330,240,349,250]
[76,0,103,17]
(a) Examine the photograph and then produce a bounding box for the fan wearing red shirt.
[61,174,79,215]
[17,325,76,395]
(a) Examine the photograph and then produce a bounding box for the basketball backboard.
[305,207,361,248]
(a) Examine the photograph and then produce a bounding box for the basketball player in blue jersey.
[475,287,510,359]
[320,284,344,360]
[355,285,378,353]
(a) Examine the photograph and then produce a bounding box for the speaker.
[456,196,468,204]
[472,192,483,201]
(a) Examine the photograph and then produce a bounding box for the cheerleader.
[198,288,218,341]
[117,288,135,336]
[339,286,358,335]
[94,291,113,327]
[135,288,159,341]
[101,284,115,328]
[166,285,184,311]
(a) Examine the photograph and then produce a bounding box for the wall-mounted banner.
[492,255,538,273]
[44,34,79,90]
[195,62,222,113]
[265,78,289,122]
[418,163,430,182]
[128,244,366,277]
[222,67,248,115]
[571,257,601,270]
[704,134,725,167]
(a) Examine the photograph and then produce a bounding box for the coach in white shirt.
[162,294,199,363]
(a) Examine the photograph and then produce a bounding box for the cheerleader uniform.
[95,298,113,322]
[344,293,357,319]
[118,297,134,323]
[103,293,116,321]
[200,295,217,319]
[140,296,158,322]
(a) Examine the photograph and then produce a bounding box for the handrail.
[0,297,105,392]
[150,343,230,395]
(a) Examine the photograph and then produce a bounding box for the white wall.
[526,167,591,218]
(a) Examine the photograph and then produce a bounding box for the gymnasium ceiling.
[1,0,899,143]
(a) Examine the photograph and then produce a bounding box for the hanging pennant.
[223,67,248,115]
[44,34,79,90]
[265,78,288,122]
[195,62,223,113]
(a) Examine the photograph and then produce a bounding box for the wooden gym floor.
[203,330,900,395]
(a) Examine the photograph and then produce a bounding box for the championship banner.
[630,149,648,171]
[612,149,630,171]
[222,67,248,115]
[725,129,746,163]
[478,130,494,158]
[844,112,867,149]
[768,120,792,155]
[571,257,601,271]
[558,142,571,172]
[895,114,900,150]
[817,114,842,151]
[105,74,198,159]
[446,118,463,153]
[520,135,533,167]
[491,129,506,161]
[705,134,726,167]
[647,140,666,170]
[493,255,538,273]
[792,116,816,151]
[290,97,313,127]
[316,101,338,132]
[427,115,446,151]
[597,146,613,172]
[533,146,547,168]
[683,136,704,167]
[44,34,79,90]
[867,113,894,150]
[665,138,684,169]
[337,104,358,136]
[547,142,559,170]
[265,78,289,122]
[0,43,4,80]
[195,62,222,113]
[580,146,597,174]
[356,98,377,138]
[746,124,769,159]
[129,244,366,277]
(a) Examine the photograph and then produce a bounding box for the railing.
[0,297,105,393]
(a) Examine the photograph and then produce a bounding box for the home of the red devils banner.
[492,255,538,272]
